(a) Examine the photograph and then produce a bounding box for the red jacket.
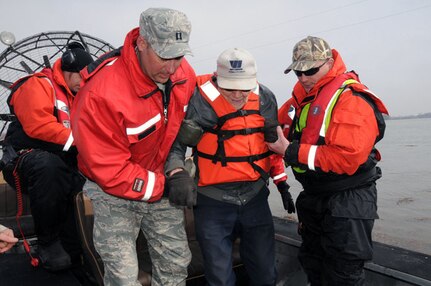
[71,28,196,201]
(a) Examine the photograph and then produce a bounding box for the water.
[268,118,431,255]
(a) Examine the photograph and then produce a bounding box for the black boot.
[38,240,72,271]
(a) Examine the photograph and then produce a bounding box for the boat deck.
[1,217,431,286]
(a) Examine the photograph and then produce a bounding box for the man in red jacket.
[268,36,388,285]
[71,8,196,286]
[2,43,93,271]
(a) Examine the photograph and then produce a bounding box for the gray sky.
[1,0,430,116]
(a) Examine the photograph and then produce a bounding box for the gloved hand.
[166,169,197,209]
[276,181,295,214]
[263,119,279,143]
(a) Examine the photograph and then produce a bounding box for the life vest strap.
[204,127,263,138]
[197,150,272,180]
[216,109,260,130]
[202,126,264,166]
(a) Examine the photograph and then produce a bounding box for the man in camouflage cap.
[72,7,196,286]
[268,36,388,285]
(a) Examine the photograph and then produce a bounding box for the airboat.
[0,30,430,286]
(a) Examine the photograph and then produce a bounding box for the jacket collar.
[292,49,347,106]
[120,28,189,98]
[52,59,74,97]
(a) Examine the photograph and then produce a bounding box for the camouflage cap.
[284,36,332,74]
[140,8,192,59]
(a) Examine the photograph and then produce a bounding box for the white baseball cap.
[216,48,257,90]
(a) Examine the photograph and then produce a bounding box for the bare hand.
[0,228,18,253]
[267,126,290,155]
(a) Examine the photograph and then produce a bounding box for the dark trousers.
[194,186,276,286]
[296,184,377,286]
[3,149,84,260]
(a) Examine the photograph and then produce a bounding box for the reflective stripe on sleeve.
[63,132,74,151]
[272,173,287,181]
[307,145,318,171]
[141,171,155,201]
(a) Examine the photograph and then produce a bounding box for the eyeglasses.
[294,60,328,77]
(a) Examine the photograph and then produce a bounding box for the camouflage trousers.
[84,179,191,286]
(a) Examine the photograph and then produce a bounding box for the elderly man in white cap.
[72,7,196,286]
[166,47,291,285]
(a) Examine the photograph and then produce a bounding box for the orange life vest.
[195,75,271,186]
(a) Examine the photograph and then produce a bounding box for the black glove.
[166,170,197,209]
[277,181,295,214]
[263,119,279,143]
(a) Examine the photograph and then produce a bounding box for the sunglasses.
[294,60,328,77]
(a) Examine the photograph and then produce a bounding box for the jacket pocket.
[126,113,161,144]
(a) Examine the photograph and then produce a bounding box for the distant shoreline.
[384,113,431,120]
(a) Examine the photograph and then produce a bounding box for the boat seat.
[0,178,35,239]
[74,191,245,285]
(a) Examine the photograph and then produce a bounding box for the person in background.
[0,224,18,253]
[71,8,196,286]
[267,36,388,285]
[166,47,294,285]
[1,43,93,271]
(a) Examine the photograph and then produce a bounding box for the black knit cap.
[61,42,93,72]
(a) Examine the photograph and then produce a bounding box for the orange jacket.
[195,75,272,186]
[287,49,388,176]
[7,59,74,150]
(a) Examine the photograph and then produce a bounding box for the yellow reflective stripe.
[343,79,359,86]
[293,166,306,173]
[296,103,310,132]
[321,90,341,136]
[320,79,360,137]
